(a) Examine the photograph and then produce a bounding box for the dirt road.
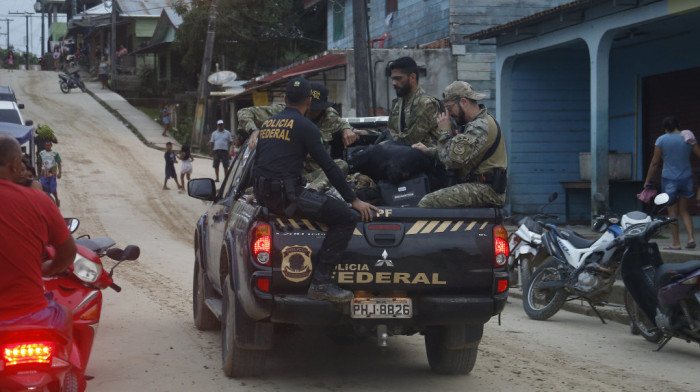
[5,70,699,391]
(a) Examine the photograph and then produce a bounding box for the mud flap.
[443,324,483,350]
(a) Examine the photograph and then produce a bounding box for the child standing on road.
[163,142,181,190]
[38,141,62,207]
[178,144,194,193]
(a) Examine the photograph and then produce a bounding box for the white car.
[0,100,32,126]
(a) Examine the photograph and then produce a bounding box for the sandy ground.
[4,70,700,391]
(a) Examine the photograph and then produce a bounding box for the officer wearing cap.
[239,82,364,154]
[412,81,508,208]
[253,76,378,302]
[209,119,234,182]
[387,56,441,147]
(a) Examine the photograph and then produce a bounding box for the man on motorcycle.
[0,135,76,335]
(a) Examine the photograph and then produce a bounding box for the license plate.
[351,298,412,319]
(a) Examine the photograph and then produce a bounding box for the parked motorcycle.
[615,194,700,350]
[0,218,140,391]
[522,203,651,322]
[507,192,559,287]
[58,72,86,94]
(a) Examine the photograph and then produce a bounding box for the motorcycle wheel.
[60,81,70,94]
[623,289,664,343]
[221,276,268,378]
[193,256,218,330]
[78,80,86,92]
[523,259,568,320]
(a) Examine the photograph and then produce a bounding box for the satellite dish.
[208,71,237,85]
[224,86,245,95]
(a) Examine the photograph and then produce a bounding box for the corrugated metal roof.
[115,0,186,17]
[468,0,602,40]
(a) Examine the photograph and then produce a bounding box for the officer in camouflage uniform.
[413,81,507,208]
[387,56,441,147]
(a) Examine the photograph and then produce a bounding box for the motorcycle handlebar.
[110,283,122,292]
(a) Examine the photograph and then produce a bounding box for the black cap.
[309,82,334,111]
[285,76,311,102]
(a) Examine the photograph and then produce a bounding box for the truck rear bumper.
[269,292,508,327]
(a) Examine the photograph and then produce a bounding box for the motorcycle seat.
[654,260,700,288]
[552,227,596,249]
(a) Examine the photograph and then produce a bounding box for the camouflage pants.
[304,159,348,192]
[418,182,505,208]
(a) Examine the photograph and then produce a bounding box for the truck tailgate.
[269,207,502,295]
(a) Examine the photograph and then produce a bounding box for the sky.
[0,0,66,57]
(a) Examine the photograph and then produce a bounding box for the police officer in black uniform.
[253,77,378,302]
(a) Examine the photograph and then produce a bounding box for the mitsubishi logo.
[375,249,394,267]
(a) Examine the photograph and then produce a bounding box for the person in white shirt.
[209,120,233,182]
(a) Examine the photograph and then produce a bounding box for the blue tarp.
[0,122,34,144]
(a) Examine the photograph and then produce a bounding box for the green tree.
[173,0,325,85]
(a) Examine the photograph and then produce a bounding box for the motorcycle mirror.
[654,193,670,205]
[107,245,140,277]
[64,218,79,233]
[548,192,558,203]
[593,192,606,202]
[106,247,123,261]
[122,245,141,261]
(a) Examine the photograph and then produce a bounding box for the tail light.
[250,222,271,266]
[493,225,509,268]
[3,342,54,366]
[496,279,508,293]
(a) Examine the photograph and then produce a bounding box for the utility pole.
[0,19,12,51]
[33,1,45,55]
[352,0,371,117]
[111,1,117,90]
[9,12,32,68]
[191,0,218,150]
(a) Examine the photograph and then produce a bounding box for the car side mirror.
[188,178,217,201]
[24,119,33,126]
[18,103,24,109]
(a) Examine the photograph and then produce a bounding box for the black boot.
[307,263,353,302]
[308,281,354,302]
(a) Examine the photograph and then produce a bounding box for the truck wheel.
[424,324,481,375]
[221,276,267,378]
[624,289,663,343]
[60,81,70,94]
[193,257,218,330]
[523,259,568,320]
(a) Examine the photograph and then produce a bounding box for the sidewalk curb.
[83,86,156,150]
[508,288,631,326]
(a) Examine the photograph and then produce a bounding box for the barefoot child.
[178,144,194,193]
[163,142,181,190]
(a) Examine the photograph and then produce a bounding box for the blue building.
[469,0,700,222]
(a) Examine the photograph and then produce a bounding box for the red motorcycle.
[0,218,140,391]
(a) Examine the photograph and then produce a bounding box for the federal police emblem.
[281,245,313,282]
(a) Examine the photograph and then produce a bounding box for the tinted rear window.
[0,109,21,124]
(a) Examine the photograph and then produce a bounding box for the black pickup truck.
[188,135,509,378]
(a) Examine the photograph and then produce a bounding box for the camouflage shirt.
[431,105,507,177]
[387,86,441,147]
